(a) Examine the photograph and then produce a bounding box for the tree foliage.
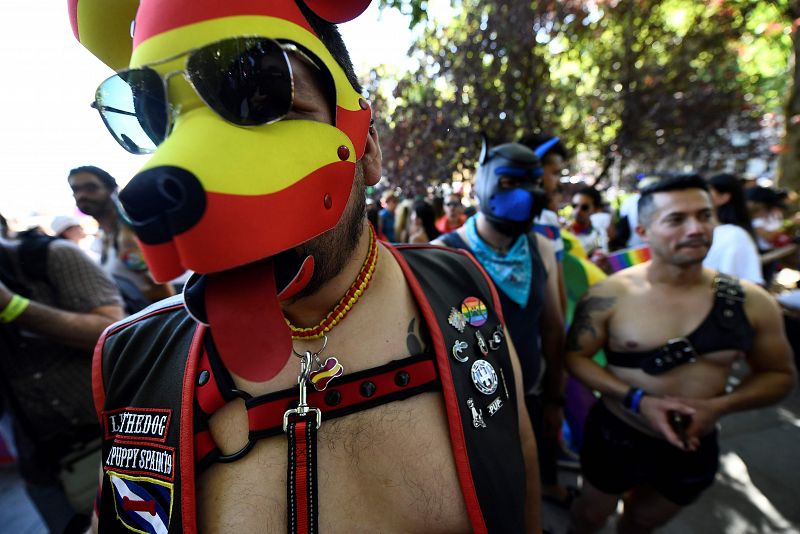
[372,0,792,192]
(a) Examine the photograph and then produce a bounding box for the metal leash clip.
[283,351,322,432]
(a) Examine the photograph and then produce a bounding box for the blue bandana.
[465,216,532,306]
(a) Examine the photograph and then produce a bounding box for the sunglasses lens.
[94,69,168,154]
[187,38,292,127]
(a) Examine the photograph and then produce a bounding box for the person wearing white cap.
[50,215,86,244]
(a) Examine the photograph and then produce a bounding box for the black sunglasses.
[445,202,461,207]
[572,203,591,211]
[91,37,321,155]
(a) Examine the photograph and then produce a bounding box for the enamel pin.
[475,331,489,356]
[487,396,504,416]
[467,398,486,429]
[452,340,469,363]
[448,307,467,333]
[489,325,505,351]
[471,359,498,396]
[498,368,510,399]
[461,296,488,327]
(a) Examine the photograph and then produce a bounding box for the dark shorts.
[580,401,719,506]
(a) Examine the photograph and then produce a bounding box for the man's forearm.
[566,354,630,401]
[12,300,120,351]
[710,370,796,416]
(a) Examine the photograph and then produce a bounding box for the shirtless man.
[565,174,795,533]
[70,1,539,532]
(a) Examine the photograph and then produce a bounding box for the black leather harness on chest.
[605,273,754,374]
[95,244,528,534]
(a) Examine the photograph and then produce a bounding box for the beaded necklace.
[285,225,378,340]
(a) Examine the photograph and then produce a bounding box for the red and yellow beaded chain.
[286,225,378,340]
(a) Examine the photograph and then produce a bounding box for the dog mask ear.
[299,0,372,23]
[68,0,140,70]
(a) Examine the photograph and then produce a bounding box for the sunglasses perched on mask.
[91,37,327,155]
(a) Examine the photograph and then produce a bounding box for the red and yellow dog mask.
[69,0,374,381]
[70,0,372,280]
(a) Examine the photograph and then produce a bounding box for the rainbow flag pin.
[607,246,652,272]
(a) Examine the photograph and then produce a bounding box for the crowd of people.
[0,1,798,533]
[371,163,800,292]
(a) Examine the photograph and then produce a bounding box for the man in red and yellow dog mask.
[70,1,541,532]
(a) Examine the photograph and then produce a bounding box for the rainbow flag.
[607,246,651,272]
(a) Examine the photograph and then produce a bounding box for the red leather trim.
[134,0,312,48]
[294,421,309,533]
[246,359,437,434]
[194,430,216,461]
[195,347,227,415]
[92,324,112,423]
[384,244,487,534]
[105,303,187,336]
[179,324,206,534]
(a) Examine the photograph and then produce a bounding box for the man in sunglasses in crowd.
[436,192,468,234]
[70,1,541,532]
[67,166,174,312]
[569,187,610,259]
[565,174,795,533]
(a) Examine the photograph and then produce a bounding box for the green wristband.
[0,294,30,323]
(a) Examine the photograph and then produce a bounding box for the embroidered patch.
[104,408,172,443]
[108,471,173,534]
[104,442,175,482]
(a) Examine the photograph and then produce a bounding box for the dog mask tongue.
[205,260,292,382]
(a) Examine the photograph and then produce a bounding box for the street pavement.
[543,387,800,534]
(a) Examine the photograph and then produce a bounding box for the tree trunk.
[779,6,800,192]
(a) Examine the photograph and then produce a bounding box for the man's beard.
[290,169,367,300]
[78,198,114,220]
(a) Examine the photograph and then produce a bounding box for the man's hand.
[638,395,696,451]
[676,397,723,449]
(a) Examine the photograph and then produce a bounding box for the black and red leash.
[284,351,321,534]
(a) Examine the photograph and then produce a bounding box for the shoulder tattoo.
[566,295,615,352]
